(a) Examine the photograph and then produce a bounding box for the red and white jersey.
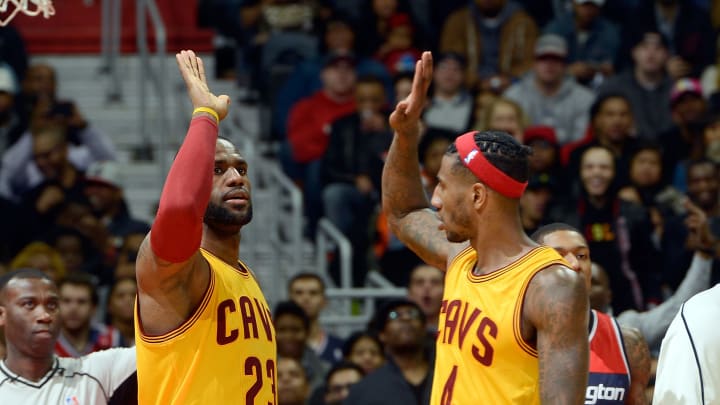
[587,310,632,405]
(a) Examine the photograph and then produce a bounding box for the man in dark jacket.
[320,75,392,287]
[345,299,434,405]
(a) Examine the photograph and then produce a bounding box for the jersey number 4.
[441,365,458,405]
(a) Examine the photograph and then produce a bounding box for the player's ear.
[471,182,488,210]
[0,306,6,327]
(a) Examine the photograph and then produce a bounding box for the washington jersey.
[430,246,567,405]
[135,249,277,404]
[0,348,136,405]
[587,310,631,405]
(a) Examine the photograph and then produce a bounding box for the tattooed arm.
[382,51,466,270]
[621,326,651,405]
[525,264,589,404]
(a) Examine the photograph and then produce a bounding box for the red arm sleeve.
[150,116,217,262]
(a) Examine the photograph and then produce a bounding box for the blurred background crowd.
[2,0,720,403]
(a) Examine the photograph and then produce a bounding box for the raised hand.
[176,50,230,121]
[389,51,433,138]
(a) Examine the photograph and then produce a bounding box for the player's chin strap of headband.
[455,131,528,199]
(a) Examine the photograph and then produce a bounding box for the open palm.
[389,51,433,137]
[176,50,230,120]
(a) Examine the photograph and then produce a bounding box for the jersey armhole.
[136,266,216,344]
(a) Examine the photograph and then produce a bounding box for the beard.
[204,199,253,230]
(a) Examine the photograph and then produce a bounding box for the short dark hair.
[288,272,326,294]
[57,273,99,306]
[368,298,425,333]
[590,93,631,121]
[687,158,719,177]
[0,268,54,300]
[357,74,385,89]
[274,300,311,331]
[325,361,366,388]
[447,130,532,183]
[530,223,583,244]
[419,127,455,163]
[342,331,384,358]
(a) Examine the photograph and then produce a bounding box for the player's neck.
[201,228,241,266]
[471,208,533,275]
[4,350,54,382]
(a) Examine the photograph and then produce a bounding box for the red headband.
[455,131,528,199]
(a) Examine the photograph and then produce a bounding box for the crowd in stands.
[2,0,720,403]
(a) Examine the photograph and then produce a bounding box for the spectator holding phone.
[0,63,117,201]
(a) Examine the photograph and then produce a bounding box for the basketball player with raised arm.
[382,51,589,404]
[133,50,276,404]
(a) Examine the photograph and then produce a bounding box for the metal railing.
[136,0,168,175]
[99,0,122,102]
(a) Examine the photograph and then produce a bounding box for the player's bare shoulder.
[524,263,588,326]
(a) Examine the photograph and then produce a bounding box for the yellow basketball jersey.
[430,246,567,405]
[135,249,277,405]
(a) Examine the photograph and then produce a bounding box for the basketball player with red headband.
[133,51,276,404]
[382,51,589,404]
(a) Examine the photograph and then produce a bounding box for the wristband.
[193,107,219,123]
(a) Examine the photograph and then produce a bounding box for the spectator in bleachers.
[591,211,716,352]
[320,75,391,287]
[6,64,116,194]
[520,174,556,235]
[104,276,136,348]
[272,12,391,143]
[282,51,358,237]
[0,193,21,262]
[345,299,433,405]
[622,0,715,79]
[113,224,147,280]
[422,53,473,133]
[440,0,539,92]
[660,159,720,291]
[356,0,420,58]
[83,161,149,241]
[406,264,444,333]
[274,301,331,390]
[554,146,660,313]
[525,125,563,183]
[9,241,65,282]
[504,34,595,145]
[287,273,344,364]
[659,79,709,189]
[476,97,527,142]
[342,331,385,375]
[374,13,422,76]
[565,93,639,188]
[322,361,365,405]
[597,30,674,139]
[617,143,686,242]
[277,356,311,405]
[392,70,414,104]
[55,273,115,357]
[544,0,620,88]
[44,226,96,276]
[0,63,25,156]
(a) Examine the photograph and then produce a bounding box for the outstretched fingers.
[405,52,433,116]
[197,56,207,85]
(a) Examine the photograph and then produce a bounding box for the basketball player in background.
[532,223,651,404]
[133,50,276,404]
[382,51,588,404]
